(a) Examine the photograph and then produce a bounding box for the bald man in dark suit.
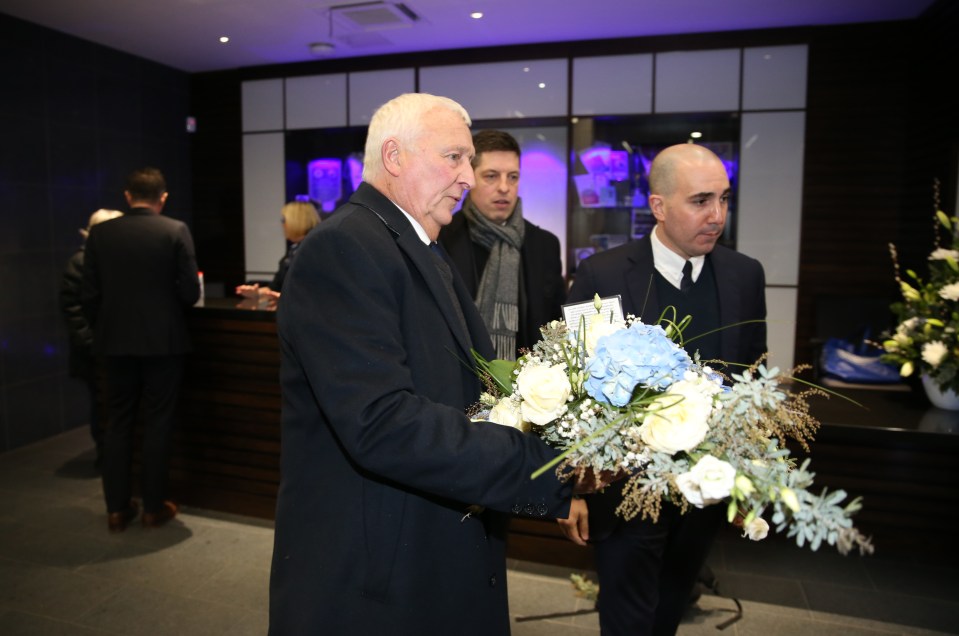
[559,144,767,635]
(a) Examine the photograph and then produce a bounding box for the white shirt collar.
[391,202,431,246]
[650,225,705,290]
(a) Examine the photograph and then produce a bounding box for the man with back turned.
[81,167,200,533]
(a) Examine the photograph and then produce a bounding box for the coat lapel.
[350,185,479,362]
[710,247,745,365]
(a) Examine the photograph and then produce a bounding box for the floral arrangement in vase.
[880,181,959,401]
[472,295,873,555]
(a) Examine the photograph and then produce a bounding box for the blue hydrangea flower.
[583,322,692,406]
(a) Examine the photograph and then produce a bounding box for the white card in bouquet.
[562,295,625,334]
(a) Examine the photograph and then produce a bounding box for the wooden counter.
[170,298,281,519]
[165,306,958,566]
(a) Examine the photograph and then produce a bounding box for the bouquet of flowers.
[472,295,873,555]
[880,196,959,395]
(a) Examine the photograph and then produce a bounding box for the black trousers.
[593,503,725,636]
[101,355,184,514]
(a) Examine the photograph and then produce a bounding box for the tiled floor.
[1,426,957,635]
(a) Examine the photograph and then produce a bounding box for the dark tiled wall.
[0,13,192,452]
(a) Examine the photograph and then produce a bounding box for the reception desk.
[170,298,282,519]
[167,302,958,567]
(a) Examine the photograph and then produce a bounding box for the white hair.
[361,93,471,183]
[80,208,123,239]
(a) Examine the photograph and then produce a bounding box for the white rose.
[488,397,529,433]
[742,517,769,541]
[929,248,959,261]
[638,383,713,454]
[692,455,736,501]
[675,471,705,507]
[583,312,626,355]
[516,364,571,425]
[940,283,959,301]
[676,456,735,508]
[921,340,949,368]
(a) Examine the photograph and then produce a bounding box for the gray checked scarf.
[462,197,525,361]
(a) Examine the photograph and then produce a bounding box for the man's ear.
[649,194,666,223]
[382,138,402,177]
[124,191,134,206]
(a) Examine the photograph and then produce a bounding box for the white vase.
[921,375,959,410]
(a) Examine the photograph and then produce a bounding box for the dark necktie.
[429,242,471,345]
[681,260,693,293]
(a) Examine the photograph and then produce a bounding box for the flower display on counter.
[881,183,959,396]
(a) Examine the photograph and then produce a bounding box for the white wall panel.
[572,54,653,115]
[742,45,808,111]
[285,74,347,129]
[420,59,568,119]
[349,68,416,126]
[242,133,286,278]
[241,79,283,132]
[765,287,797,371]
[737,111,805,287]
[655,49,740,113]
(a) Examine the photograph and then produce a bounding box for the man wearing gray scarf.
[439,130,566,360]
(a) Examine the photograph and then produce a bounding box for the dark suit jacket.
[60,247,94,378]
[439,210,566,352]
[568,236,766,368]
[81,208,200,356]
[268,183,573,636]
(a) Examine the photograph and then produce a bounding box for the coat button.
[523,503,535,515]
[511,503,522,514]
[489,574,497,587]
[536,503,549,516]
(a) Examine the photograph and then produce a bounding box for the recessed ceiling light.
[538,82,546,89]
[690,131,703,138]
[470,12,483,19]
[219,36,230,44]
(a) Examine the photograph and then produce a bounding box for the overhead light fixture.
[310,42,336,56]
[690,131,703,139]
[218,36,230,43]
[309,7,338,57]
[470,12,483,19]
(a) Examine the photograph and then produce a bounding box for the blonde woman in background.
[236,199,321,306]
[59,208,124,470]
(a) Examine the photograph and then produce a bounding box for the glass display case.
[567,113,741,274]
[284,127,368,217]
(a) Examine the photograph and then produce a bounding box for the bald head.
[648,144,726,197]
[647,143,731,259]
